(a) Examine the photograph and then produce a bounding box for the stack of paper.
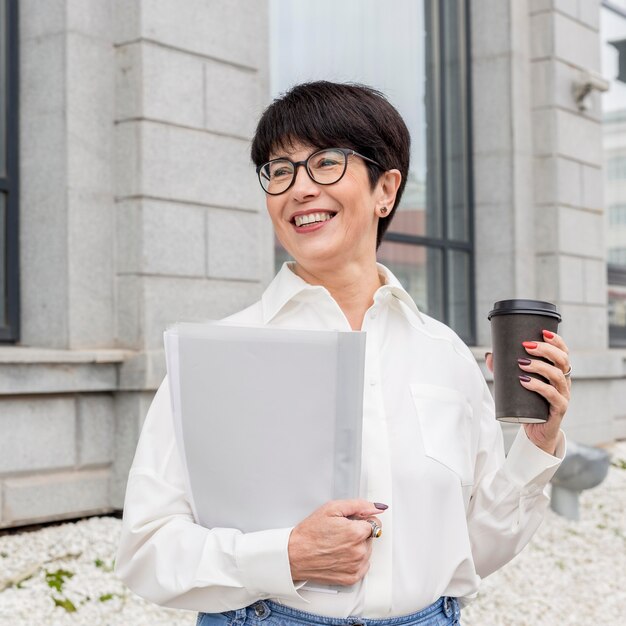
[164,323,366,534]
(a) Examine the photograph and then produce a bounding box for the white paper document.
[164,322,366,535]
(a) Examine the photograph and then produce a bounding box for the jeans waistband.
[224,597,459,626]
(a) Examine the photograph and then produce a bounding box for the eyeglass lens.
[259,149,348,194]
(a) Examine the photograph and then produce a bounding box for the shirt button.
[369,378,377,386]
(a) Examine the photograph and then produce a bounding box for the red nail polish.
[522,341,538,349]
[542,330,555,339]
[519,375,531,382]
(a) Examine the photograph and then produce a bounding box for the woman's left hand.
[486,329,571,455]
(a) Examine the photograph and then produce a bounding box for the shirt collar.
[261,262,424,324]
[374,263,425,323]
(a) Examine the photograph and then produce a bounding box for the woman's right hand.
[287,500,386,586]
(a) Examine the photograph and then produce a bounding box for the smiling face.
[266,142,383,274]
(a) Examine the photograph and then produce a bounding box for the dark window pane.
[443,0,469,242]
[377,241,443,320]
[448,249,471,342]
[0,193,5,327]
[0,0,6,177]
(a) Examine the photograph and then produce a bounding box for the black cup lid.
[488,299,561,321]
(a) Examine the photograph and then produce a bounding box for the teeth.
[294,212,334,227]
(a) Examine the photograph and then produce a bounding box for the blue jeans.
[196,597,461,626]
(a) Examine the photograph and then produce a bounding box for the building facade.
[0,0,625,528]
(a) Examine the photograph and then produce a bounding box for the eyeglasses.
[256,148,382,196]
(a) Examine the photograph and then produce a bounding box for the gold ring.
[367,520,382,538]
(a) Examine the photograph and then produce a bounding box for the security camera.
[573,70,610,111]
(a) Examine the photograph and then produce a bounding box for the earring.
[380,207,388,216]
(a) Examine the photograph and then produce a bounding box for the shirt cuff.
[504,427,566,491]
[236,527,306,602]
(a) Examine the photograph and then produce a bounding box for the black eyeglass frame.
[256,147,383,196]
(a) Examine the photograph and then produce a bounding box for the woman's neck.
[293,261,383,330]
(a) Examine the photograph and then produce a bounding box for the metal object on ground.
[550,441,611,521]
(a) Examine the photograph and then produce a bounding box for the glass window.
[602,2,626,346]
[0,0,18,342]
[268,0,473,342]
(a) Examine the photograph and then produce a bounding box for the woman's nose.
[291,165,320,201]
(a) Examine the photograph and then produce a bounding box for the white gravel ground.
[1,441,625,626]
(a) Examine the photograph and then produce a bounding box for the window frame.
[603,1,626,347]
[0,0,19,342]
[383,0,475,344]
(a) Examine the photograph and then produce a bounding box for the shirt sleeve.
[465,378,566,579]
[115,377,305,612]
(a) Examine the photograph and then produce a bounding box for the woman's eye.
[314,158,340,169]
[271,167,291,178]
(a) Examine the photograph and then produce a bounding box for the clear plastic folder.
[164,322,366,535]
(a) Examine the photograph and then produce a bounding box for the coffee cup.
[488,299,561,423]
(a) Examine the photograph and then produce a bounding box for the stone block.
[583,258,608,305]
[140,42,204,128]
[2,469,111,527]
[67,0,113,40]
[114,42,146,122]
[20,0,65,40]
[559,206,604,257]
[115,43,142,121]
[557,110,602,165]
[536,253,585,302]
[117,350,167,391]
[204,59,262,138]
[113,121,141,199]
[77,395,115,467]
[471,0,511,58]
[134,0,266,70]
[115,275,143,350]
[554,12,601,70]
[557,302,608,348]
[113,0,141,44]
[577,0,600,31]
[207,210,261,281]
[67,190,115,349]
[473,154,513,207]
[0,397,76,474]
[111,390,158,508]
[535,203,560,253]
[532,109,556,155]
[471,57,512,155]
[532,59,602,120]
[116,200,206,277]
[140,122,264,209]
[0,362,118,395]
[581,164,604,210]
[66,33,114,193]
[142,276,264,349]
[534,156,582,206]
[531,12,554,59]
[20,33,65,115]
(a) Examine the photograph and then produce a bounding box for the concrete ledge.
[1,468,112,528]
[0,347,131,363]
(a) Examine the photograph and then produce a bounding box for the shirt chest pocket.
[410,383,475,487]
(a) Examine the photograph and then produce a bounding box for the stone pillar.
[20,0,115,349]
[471,0,536,346]
[530,0,607,349]
[114,0,273,362]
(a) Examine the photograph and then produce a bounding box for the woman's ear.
[376,169,402,214]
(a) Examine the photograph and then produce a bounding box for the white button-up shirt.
[116,263,565,618]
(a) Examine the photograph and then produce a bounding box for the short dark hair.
[250,81,411,248]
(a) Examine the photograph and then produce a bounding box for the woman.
[116,81,570,626]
